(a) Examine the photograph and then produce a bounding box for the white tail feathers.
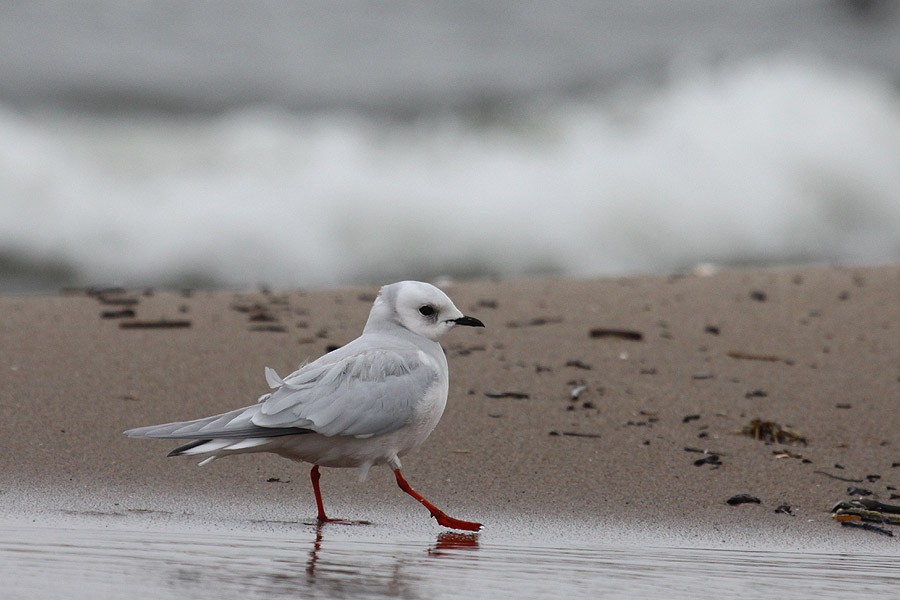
[178,439,232,455]
[178,437,275,459]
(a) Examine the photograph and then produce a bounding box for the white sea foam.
[1,56,899,290]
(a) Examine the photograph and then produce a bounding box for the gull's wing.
[124,335,441,441]
[123,404,309,440]
[251,338,440,438]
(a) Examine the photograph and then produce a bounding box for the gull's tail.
[124,405,311,464]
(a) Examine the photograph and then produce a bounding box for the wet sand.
[1,265,898,545]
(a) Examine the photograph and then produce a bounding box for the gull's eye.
[418,305,435,316]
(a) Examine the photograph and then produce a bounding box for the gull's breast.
[405,349,449,445]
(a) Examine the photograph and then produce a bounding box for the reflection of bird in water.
[306,525,324,579]
[126,281,484,530]
[429,531,480,556]
[307,527,479,575]
[301,524,416,596]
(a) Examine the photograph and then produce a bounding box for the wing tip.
[167,439,213,457]
[123,426,153,438]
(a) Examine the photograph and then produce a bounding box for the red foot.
[394,468,483,531]
[433,513,483,532]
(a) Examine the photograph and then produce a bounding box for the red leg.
[310,464,329,522]
[393,469,482,531]
[308,465,370,526]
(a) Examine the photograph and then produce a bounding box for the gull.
[125,281,484,531]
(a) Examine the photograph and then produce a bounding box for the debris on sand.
[774,503,794,516]
[726,493,761,506]
[588,328,644,341]
[484,391,530,399]
[740,419,807,446]
[565,359,593,370]
[694,454,722,467]
[726,350,788,363]
[772,449,807,461]
[548,431,601,439]
[119,320,191,329]
[506,316,563,328]
[832,499,900,536]
[101,309,136,319]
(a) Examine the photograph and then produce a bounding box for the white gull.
[125,280,484,531]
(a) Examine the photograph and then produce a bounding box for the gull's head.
[365,281,485,341]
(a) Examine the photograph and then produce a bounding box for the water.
[2,2,900,292]
[2,518,898,599]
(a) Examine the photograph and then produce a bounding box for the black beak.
[452,315,485,328]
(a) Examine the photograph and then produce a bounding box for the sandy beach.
[1,265,898,544]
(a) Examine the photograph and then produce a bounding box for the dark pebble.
[589,328,644,341]
[119,320,191,329]
[249,325,287,333]
[726,493,761,506]
[484,391,530,399]
[694,454,722,467]
[101,309,136,319]
[565,359,592,370]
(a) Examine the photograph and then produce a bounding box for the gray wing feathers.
[124,404,310,440]
[252,347,436,437]
[125,342,438,441]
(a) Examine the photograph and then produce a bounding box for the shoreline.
[2,265,898,545]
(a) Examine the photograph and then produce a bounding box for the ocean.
[1,1,899,292]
